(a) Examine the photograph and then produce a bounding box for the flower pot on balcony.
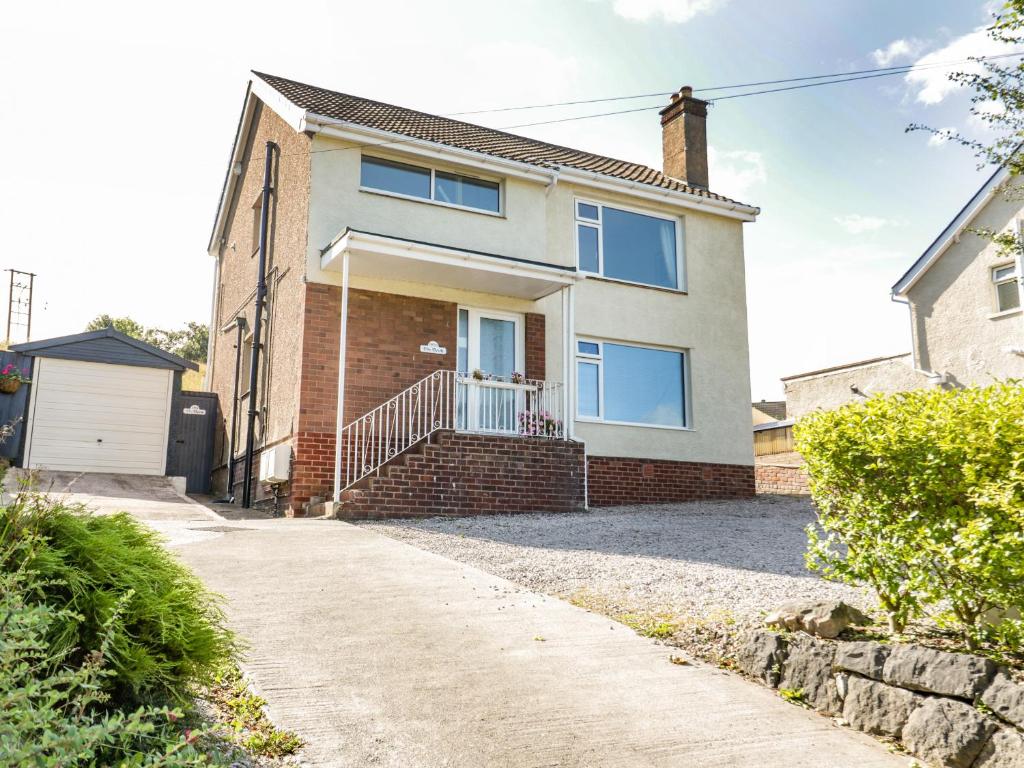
[0,378,21,394]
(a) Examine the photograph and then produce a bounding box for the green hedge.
[1,492,237,705]
[795,382,1024,648]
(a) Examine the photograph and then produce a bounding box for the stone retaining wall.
[754,463,810,495]
[737,630,1024,766]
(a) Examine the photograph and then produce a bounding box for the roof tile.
[253,71,752,207]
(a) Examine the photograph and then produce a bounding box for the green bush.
[0,492,237,705]
[0,569,218,767]
[795,382,1024,648]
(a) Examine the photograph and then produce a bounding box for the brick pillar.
[525,313,546,380]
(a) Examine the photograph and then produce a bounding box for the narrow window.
[993,264,1021,312]
[457,309,469,373]
[576,339,687,428]
[575,200,679,289]
[361,155,501,213]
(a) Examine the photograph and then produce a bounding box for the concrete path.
[30,472,909,768]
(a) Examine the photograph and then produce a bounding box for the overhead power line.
[498,51,1024,129]
[447,50,1024,119]
[227,50,1024,169]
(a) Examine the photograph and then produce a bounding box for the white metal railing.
[338,370,564,491]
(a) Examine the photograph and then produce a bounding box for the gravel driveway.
[363,496,874,660]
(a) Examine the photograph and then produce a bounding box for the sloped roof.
[891,166,1009,297]
[12,328,198,371]
[253,71,748,206]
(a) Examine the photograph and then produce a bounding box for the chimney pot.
[659,84,709,189]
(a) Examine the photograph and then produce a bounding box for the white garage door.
[25,358,173,475]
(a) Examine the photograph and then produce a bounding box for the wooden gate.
[166,390,217,493]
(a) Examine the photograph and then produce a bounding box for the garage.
[14,328,198,475]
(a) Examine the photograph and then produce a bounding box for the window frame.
[573,198,686,292]
[992,262,1022,314]
[574,337,692,431]
[360,154,503,216]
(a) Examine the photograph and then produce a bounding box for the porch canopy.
[320,228,577,300]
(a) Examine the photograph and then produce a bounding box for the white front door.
[457,308,524,433]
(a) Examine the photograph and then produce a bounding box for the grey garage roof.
[11,328,199,371]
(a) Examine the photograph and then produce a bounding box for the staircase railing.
[338,370,565,492]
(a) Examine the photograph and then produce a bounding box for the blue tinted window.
[361,156,430,198]
[604,344,685,427]
[577,202,599,221]
[578,225,599,272]
[434,171,500,212]
[577,362,600,417]
[602,207,677,289]
[577,341,599,356]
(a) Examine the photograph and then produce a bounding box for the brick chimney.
[659,86,709,189]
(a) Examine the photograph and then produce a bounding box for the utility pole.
[5,270,35,344]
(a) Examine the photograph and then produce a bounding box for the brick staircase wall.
[337,431,586,519]
[586,456,755,506]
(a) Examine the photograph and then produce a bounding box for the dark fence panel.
[166,390,218,493]
[0,351,33,462]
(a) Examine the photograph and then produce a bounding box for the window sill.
[580,274,688,295]
[988,308,1022,320]
[358,186,505,218]
[576,416,694,432]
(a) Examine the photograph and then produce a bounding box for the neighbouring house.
[784,167,1024,418]
[751,399,786,425]
[204,72,760,517]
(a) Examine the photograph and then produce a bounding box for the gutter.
[303,114,760,222]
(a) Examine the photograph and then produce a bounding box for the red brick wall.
[755,464,810,495]
[525,313,545,380]
[288,284,458,514]
[338,431,586,518]
[586,456,755,506]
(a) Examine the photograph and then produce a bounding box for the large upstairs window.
[575,200,681,289]
[360,155,500,213]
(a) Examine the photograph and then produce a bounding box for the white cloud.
[927,127,956,146]
[834,214,889,234]
[871,38,926,66]
[707,147,765,201]
[966,98,1006,131]
[905,25,1024,105]
[609,0,727,23]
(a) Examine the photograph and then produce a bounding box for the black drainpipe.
[241,140,276,508]
[225,316,247,500]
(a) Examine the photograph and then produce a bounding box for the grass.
[204,664,303,759]
[569,589,744,670]
[779,687,808,706]
[182,362,206,391]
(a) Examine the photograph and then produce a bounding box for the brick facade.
[754,463,810,495]
[288,284,459,513]
[337,431,585,519]
[525,312,545,380]
[586,456,754,506]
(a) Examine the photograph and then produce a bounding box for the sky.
[0,0,1015,398]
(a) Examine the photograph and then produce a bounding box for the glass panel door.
[457,310,523,433]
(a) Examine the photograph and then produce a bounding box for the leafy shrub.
[0,569,217,767]
[0,491,236,704]
[795,382,1024,648]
